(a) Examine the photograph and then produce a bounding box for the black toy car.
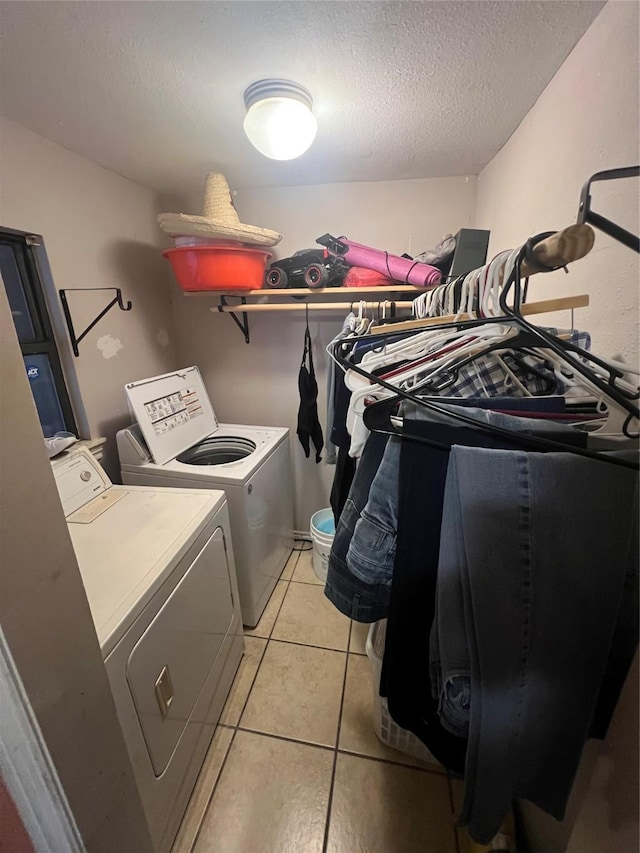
[265,249,347,289]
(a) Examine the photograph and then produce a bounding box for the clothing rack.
[321,177,639,842]
[217,293,588,316]
[330,244,639,464]
[366,294,589,335]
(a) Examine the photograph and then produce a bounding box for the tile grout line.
[187,564,456,851]
[243,544,300,639]
[264,636,352,655]
[321,618,352,853]
[335,745,448,776]
[288,539,320,585]
[241,627,445,775]
[229,723,448,776]
[265,552,296,640]
[234,725,336,753]
[233,545,300,724]
[186,546,301,853]
[190,548,453,851]
[232,637,270,728]
[270,556,352,651]
[190,724,239,853]
[447,773,462,853]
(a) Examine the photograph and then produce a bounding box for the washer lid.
[125,366,218,465]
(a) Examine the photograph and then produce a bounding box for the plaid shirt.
[421,328,591,399]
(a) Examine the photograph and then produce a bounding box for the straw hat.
[158,173,282,247]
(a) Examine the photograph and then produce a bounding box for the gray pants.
[432,445,638,843]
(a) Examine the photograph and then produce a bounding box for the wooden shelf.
[183,285,421,297]
[192,224,596,343]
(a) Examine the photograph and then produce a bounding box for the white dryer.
[116,365,294,627]
[52,447,243,853]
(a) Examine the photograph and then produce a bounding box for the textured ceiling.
[0,1,604,193]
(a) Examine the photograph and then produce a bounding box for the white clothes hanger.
[461,265,482,316]
[342,233,638,451]
[345,331,517,453]
[493,353,533,396]
[446,279,457,315]
[358,301,373,334]
[355,328,465,377]
[347,327,520,427]
[360,324,515,380]
[357,319,511,374]
[350,301,362,332]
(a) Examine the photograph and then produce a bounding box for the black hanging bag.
[297,311,323,463]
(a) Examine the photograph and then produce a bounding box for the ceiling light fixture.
[243,79,317,161]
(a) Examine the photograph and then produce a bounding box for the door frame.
[0,625,84,853]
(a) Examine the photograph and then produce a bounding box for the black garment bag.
[297,308,324,462]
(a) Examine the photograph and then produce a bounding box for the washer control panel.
[52,446,112,518]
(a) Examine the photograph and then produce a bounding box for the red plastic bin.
[163,245,271,291]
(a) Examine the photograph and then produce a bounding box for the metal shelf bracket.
[218,295,250,343]
[59,287,132,357]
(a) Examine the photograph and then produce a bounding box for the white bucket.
[310,508,335,583]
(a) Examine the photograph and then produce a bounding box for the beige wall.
[475,0,639,368]
[169,176,477,529]
[0,117,178,479]
[517,654,639,853]
[566,654,639,853]
[474,3,639,850]
[0,286,153,853]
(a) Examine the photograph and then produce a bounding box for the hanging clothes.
[322,218,640,846]
[327,403,587,610]
[324,432,391,623]
[344,327,591,460]
[325,312,355,465]
[329,447,356,526]
[434,444,638,842]
[328,327,409,520]
[378,410,589,769]
[324,404,637,840]
[296,313,323,463]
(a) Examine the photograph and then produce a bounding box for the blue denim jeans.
[324,432,391,622]
[346,437,400,585]
[437,446,638,843]
[346,404,586,591]
[378,412,593,780]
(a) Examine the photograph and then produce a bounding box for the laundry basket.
[366,620,440,766]
[309,508,335,583]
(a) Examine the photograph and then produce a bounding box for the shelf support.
[59,287,132,357]
[218,295,250,343]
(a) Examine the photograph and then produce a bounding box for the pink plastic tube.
[336,238,442,288]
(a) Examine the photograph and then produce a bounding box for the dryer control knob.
[80,470,92,482]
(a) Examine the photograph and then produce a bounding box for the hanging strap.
[301,305,316,375]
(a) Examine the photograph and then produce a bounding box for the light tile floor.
[173,545,462,853]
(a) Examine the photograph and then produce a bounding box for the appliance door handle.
[154,665,174,718]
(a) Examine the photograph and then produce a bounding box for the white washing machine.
[116,365,294,627]
[52,446,243,853]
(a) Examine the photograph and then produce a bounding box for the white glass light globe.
[243,96,318,160]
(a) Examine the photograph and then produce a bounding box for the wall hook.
[59,287,133,357]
